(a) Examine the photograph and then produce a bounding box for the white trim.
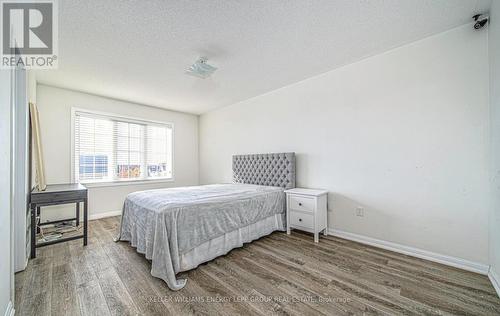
[89,210,122,221]
[4,301,14,316]
[70,107,175,185]
[71,107,174,128]
[70,107,75,183]
[489,268,500,299]
[81,178,174,188]
[328,228,490,275]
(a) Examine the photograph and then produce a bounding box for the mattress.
[116,183,286,290]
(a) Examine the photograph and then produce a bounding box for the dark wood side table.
[30,183,88,258]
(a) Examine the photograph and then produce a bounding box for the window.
[73,110,173,184]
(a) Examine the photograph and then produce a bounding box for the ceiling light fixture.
[185,57,217,79]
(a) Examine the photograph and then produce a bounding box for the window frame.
[70,107,175,187]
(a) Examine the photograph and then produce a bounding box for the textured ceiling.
[36,0,491,114]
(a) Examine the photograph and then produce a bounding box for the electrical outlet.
[356,207,364,217]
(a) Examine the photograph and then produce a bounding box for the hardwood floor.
[15,216,500,315]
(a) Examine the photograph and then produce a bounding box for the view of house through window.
[73,111,173,183]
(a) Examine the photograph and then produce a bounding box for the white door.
[12,66,29,273]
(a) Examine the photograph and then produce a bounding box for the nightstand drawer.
[289,195,315,213]
[289,211,314,229]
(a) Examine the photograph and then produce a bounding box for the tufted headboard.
[232,152,296,189]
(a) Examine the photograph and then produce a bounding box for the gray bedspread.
[116,183,285,290]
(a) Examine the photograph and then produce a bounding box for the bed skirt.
[117,212,285,290]
[179,212,285,272]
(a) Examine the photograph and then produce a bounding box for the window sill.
[80,178,175,188]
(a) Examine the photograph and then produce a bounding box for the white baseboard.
[89,210,121,221]
[489,268,500,299]
[4,301,14,316]
[328,228,490,275]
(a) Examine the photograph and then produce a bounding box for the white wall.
[0,70,14,315]
[37,85,199,221]
[199,24,490,265]
[489,0,500,287]
[29,71,37,187]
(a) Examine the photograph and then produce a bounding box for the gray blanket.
[116,183,285,290]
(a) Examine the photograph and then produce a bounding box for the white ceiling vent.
[185,57,217,79]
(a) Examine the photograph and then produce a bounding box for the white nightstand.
[284,188,328,243]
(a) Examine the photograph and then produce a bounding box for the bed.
[116,152,296,290]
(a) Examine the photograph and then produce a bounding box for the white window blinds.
[73,111,173,183]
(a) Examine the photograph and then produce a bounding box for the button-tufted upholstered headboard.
[232,153,296,189]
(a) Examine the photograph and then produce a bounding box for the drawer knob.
[299,218,302,222]
[298,203,302,206]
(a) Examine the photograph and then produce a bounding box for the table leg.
[36,206,41,234]
[30,204,36,259]
[76,202,80,226]
[314,232,319,243]
[83,198,88,246]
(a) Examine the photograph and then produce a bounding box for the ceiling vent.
[185,57,217,79]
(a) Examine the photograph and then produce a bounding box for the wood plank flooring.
[15,216,500,315]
